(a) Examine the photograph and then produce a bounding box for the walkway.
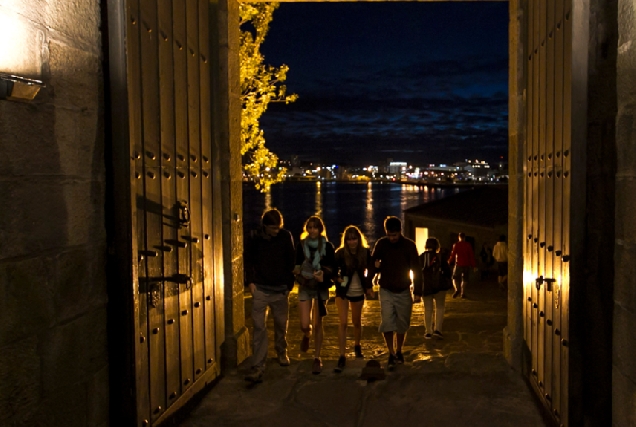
[178,276,545,427]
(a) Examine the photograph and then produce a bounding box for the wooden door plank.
[543,0,556,405]
[139,0,167,420]
[560,1,573,424]
[157,0,181,408]
[186,0,206,380]
[172,0,195,395]
[199,0,216,372]
[126,0,151,424]
[551,0,565,419]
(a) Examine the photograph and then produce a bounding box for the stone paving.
[178,277,546,427]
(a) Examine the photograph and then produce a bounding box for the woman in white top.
[333,225,375,373]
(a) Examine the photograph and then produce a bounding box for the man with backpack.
[244,208,296,383]
[414,237,452,339]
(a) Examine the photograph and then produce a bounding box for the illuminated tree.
[239,2,297,191]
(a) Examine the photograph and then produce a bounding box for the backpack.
[421,252,451,296]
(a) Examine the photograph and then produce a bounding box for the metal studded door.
[523,0,586,426]
[126,0,219,425]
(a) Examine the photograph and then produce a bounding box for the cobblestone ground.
[178,276,546,427]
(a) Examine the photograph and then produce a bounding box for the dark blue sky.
[259,2,509,166]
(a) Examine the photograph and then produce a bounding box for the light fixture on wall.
[0,5,47,102]
[0,73,44,101]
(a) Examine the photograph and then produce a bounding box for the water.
[242,181,463,247]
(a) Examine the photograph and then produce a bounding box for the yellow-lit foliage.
[240,2,297,192]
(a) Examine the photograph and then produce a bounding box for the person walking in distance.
[369,216,422,371]
[244,209,296,383]
[492,235,509,290]
[447,232,477,299]
[414,237,452,339]
[333,225,375,373]
[294,216,336,375]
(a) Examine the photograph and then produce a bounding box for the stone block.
[86,365,109,427]
[0,180,69,259]
[613,368,636,427]
[53,247,107,323]
[0,257,55,344]
[614,244,636,312]
[48,41,101,111]
[612,305,636,381]
[615,112,636,173]
[45,0,101,49]
[39,307,108,395]
[0,101,59,176]
[38,381,88,427]
[615,179,636,241]
[54,106,104,179]
[0,337,41,426]
[62,181,106,247]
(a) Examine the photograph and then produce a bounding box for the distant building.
[403,186,507,256]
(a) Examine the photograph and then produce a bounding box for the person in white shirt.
[492,235,508,290]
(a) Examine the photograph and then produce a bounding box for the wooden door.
[125,0,220,425]
[523,0,580,425]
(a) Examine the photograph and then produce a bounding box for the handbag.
[296,258,318,290]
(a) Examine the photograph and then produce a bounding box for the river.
[242,181,464,247]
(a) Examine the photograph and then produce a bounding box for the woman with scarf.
[294,216,336,375]
[333,225,375,373]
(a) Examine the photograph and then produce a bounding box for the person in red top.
[447,232,477,299]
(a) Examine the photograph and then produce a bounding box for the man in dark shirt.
[369,216,422,371]
[244,209,295,383]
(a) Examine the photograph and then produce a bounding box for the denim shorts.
[298,285,329,302]
[378,288,413,334]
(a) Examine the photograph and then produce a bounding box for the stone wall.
[404,216,506,261]
[578,0,617,423]
[615,1,636,425]
[0,1,108,426]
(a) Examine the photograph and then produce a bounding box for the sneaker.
[312,358,322,375]
[278,351,290,366]
[354,345,364,359]
[395,351,404,364]
[461,294,467,299]
[452,290,460,298]
[424,333,432,339]
[301,335,310,353]
[244,366,263,383]
[433,330,444,339]
[334,355,346,373]
[387,354,397,371]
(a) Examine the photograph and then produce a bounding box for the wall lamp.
[0,73,44,101]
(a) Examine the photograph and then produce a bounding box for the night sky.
[258,1,509,166]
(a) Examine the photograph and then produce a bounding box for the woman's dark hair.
[262,208,283,227]
[425,237,440,252]
[498,234,506,242]
[300,216,327,240]
[384,216,402,233]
